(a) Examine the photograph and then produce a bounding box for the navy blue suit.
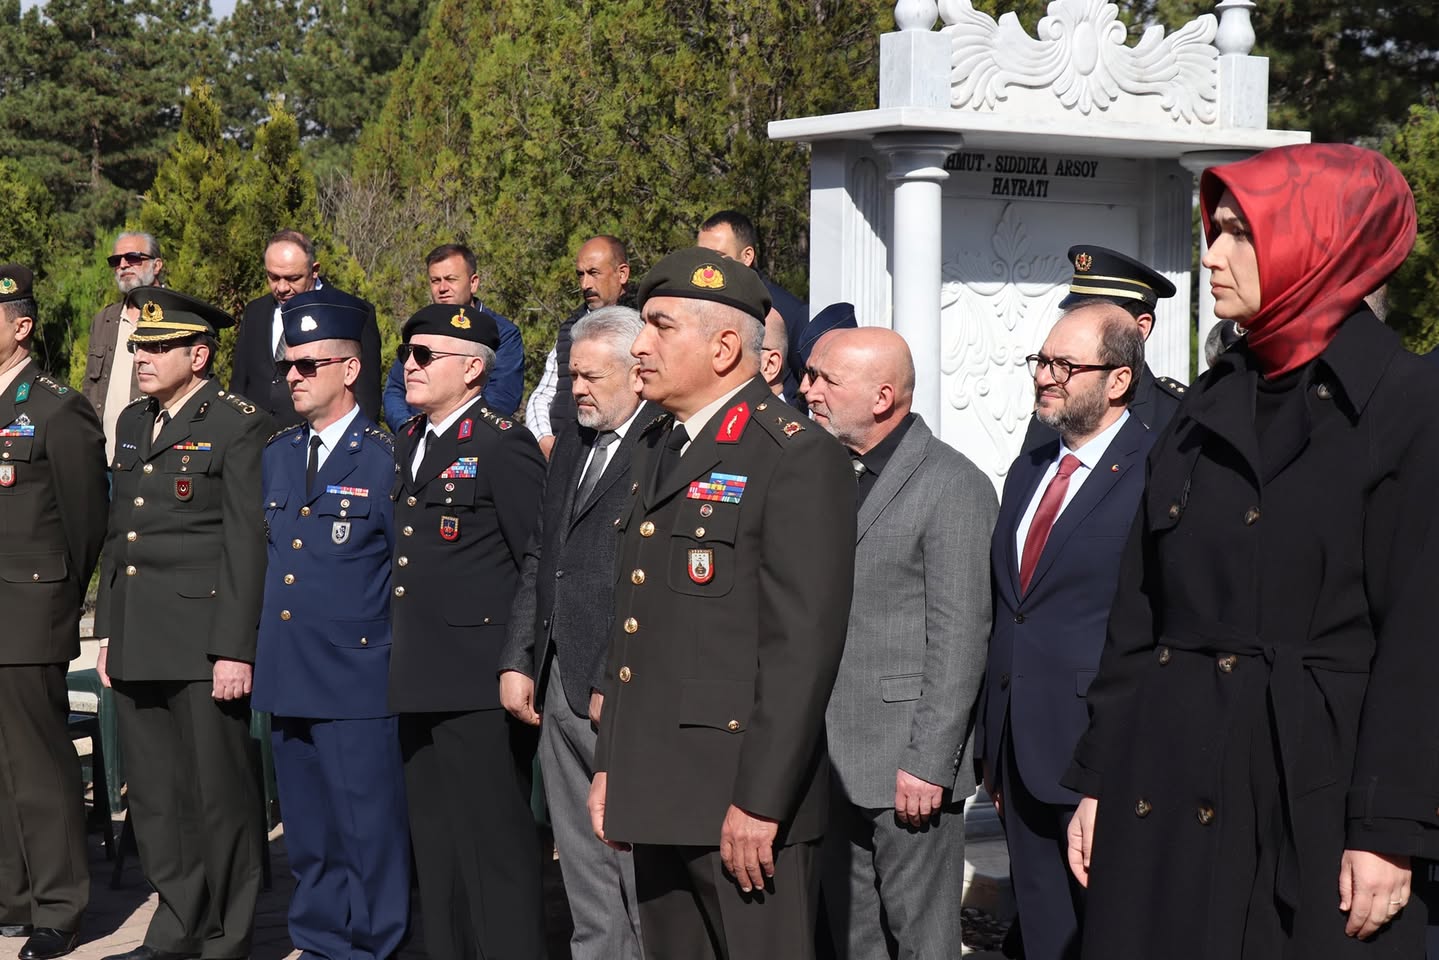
[978,412,1154,960]
[253,413,409,960]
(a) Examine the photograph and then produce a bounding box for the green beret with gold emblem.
[638,247,772,322]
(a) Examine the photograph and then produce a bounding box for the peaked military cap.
[0,264,34,304]
[281,289,368,346]
[797,301,858,366]
[638,247,772,322]
[128,286,235,343]
[1060,245,1176,312]
[402,303,500,349]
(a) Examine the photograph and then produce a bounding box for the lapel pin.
[1110,464,1119,472]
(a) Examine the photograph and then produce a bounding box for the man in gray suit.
[499,305,651,960]
[804,327,997,959]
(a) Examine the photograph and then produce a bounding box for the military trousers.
[113,680,261,959]
[0,664,88,930]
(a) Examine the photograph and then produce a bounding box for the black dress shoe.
[0,924,32,938]
[100,946,200,960]
[17,928,78,960]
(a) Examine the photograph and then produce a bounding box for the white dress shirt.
[410,402,473,479]
[308,404,360,474]
[1014,409,1131,558]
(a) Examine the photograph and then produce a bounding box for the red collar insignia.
[458,418,473,440]
[715,402,750,443]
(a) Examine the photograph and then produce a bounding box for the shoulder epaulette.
[266,422,304,446]
[399,413,424,437]
[34,375,71,396]
[479,407,515,432]
[1155,376,1188,400]
[123,395,151,412]
[363,424,394,450]
[752,399,807,441]
[640,411,673,436]
[215,389,258,415]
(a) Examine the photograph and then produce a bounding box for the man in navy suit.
[252,291,409,960]
[978,301,1156,960]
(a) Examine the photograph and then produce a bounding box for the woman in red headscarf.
[1061,142,1435,958]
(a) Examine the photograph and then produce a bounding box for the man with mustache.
[83,232,164,459]
[977,301,1155,960]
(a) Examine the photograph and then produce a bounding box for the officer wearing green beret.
[589,248,857,958]
[94,287,274,960]
[0,265,108,960]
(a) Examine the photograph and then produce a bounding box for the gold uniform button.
[694,526,706,538]
[134,496,145,507]
[1316,383,1332,400]
[394,586,405,598]
[125,565,137,576]
[631,569,645,585]
[280,610,292,621]
[360,637,368,646]
[31,573,39,581]
[403,525,413,537]
[407,496,418,507]
[1197,804,1216,826]
[619,666,632,683]
[398,556,409,567]
[639,521,655,537]
[1167,503,1180,519]
[1244,507,1260,526]
[292,539,303,550]
[126,531,137,542]
[1217,655,1237,674]
[1158,646,1171,665]
[726,720,740,732]
[300,506,311,517]
[623,617,638,634]
[142,463,154,474]
[1135,798,1152,817]
[283,574,295,585]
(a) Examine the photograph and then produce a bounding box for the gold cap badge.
[450,311,471,329]
[141,301,164,322]
[1074,252,1093,273]
[690,265,726,290]
[0,279,16,295]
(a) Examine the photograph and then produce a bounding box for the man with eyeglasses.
[977,301,1156,960]
[94,287,273,960]
[252,291,409,960]
[387,303,546,960]
[83,232,164,460]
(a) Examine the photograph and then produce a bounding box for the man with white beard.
[82,232,165,459]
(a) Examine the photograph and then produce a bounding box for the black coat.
[1066,312,1437,957]
[232,289,382,428]
[96,383,274,679]
[500,402,660,718]
[593,377,856,847]
[0,361,109,664]
[387,397,545,713]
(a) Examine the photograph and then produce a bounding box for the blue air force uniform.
[251,292,409,960]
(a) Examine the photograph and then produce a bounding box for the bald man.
[759,309,789,400]
[803,328,997,959]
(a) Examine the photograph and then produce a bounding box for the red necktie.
[1019,454,1082,593]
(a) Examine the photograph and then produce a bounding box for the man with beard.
[976,302,1154,960]
[83,232,164,459]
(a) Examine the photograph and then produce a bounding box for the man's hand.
[212,659,253,701]
[719,805,779,893]
[894,769,945,828]
[587,772,629,851]
[1067,796,1098,888]
[499,670,541,726]
[538,435,557,460]
[588,689,604,729]
[1339,849,1411,939]
[96,644,112,688]
[982,759,1002,819]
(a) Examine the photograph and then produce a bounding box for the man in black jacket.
[230,229,382,426]
[500,305,652,960]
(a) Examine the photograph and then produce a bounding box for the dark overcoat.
[594,376,856,847]
[1066,312,1439,957]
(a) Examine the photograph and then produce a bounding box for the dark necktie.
[1018,454,1083,593]
[573,430,619,517]
[657,423,688,483]
[306,435,323,493]
[151,409,171,443]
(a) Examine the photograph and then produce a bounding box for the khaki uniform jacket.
[95,383,274,680]
[0,360,109,664]
[595,377,856,847]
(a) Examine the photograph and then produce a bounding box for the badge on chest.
[688,548,714,584]
[174,478,193,501]
[440,515,460,541]
[332,521,351,545]
[0,463,13,487]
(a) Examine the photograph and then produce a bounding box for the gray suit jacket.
[825,415,998,809]
[501,402,659,717]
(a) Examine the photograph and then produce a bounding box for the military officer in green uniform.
[94,288,274,960]
[0,265,108,960]
[589,249,857,959]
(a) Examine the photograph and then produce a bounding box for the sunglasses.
[107,252,154,268]
[397,343,471,367]
[275,357,349,378]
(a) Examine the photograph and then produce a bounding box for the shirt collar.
[610,402,644,441]
[427,401,474,439]
[309,404,360,456]
[679,381,750,445]
[161,377,212,420]
[1060,408,1130,470]
[0,356,32,399]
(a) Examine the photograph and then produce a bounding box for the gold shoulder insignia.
[266,423,305,445]
[222,393,257,415]
[34,375,70,396]
[363,424,395,449]
[1155,376,1187,398]
[123,395,150,409]
[480,408,515,432]
[640,412,673,435]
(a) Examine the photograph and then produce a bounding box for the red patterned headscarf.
[1200,144,1417,376]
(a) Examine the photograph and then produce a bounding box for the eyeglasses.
[107,252,154,269]
[127,339,190,355]
[1025,354,1121,384]
[275,357,349,378]
[398,344,472,367]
